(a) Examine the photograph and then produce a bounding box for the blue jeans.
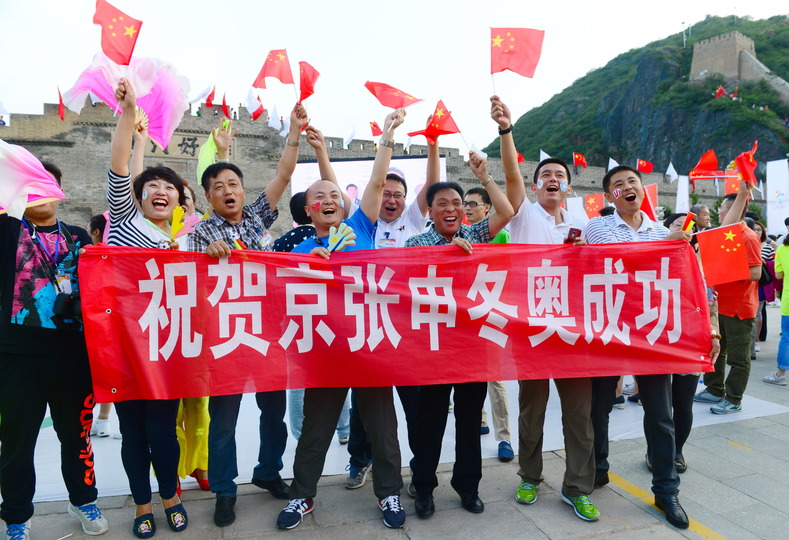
[288,389,350,440]
[777,315,789,371]
[208,391,287,498]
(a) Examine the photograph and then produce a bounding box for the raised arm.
[720,180,751,227]
[469,151,514,237]
[360,108,405,223]
[265,102,309,209]
[110,78,137,176]
[305,125,351,215]
[415,120,441,215]
[490,95,525,212]
[130,124,147,179]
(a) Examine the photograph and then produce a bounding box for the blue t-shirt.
[292,209,376,253]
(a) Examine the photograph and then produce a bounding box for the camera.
[53,292,82,323]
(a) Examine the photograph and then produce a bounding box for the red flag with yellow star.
[298,61,319,102]
[370,122,383,137]
[364,81,422,109]
[491,28,545,78]
[573,152,587,168]
[725,176,741,195]
[637,159,654,174]
[517,152,525,164]
[584,193,604,218]
[735,141,758,187]
[252,50,295,89]
[57,87,65,120]
[93,0,142,66]
[696,224,751,286]
[406,100,460,144]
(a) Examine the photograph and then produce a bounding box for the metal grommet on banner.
[111,388,117,393]
[102,255,108,259]
[105,309,112,314]
[699,355,705,360]
[696,307,701,311]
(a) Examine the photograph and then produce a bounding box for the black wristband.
[498,125,513,135]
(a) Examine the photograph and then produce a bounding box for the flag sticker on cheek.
[536,179,544,189]
[560,181,568,192]
[311,202,321,212]
[612,189,622,199]
[142,191,149,201]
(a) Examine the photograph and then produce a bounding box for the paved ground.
[26,305,789,539]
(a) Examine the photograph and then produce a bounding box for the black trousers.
[412,382,487,496]
[115,399,180,505]
[637,374,680,496]
[0,352,98,525]
[590,375,618,477]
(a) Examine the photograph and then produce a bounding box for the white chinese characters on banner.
[526,260,579,346]
[467,263,518,347]
[135,255,688,361]
[277,263,336,353]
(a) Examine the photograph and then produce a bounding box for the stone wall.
[690,31,756,80]
[1,101,737,238]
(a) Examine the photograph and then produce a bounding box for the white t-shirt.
[374,202,428,249]
[509,201,585,245]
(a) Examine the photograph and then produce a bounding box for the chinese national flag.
[364,81,422,109]
[735,141,758,187]
[93,0,143,66]
[517,152,525,164]
[205,85,215,108]
[298,61,319,102]
[57,87,65,120]
[696,224,751,286]
[725,177,741,195]
[491,28,545,78]
[689,149,718,189]
[221,93,230,119]
[640,183,658,221]
[584,193,604,218]
[406,100,461,144]
[637,159,654,174]
[715,85,726,99]
[370,121,382,137]
[573,152,587,168]
[252,49,294,89]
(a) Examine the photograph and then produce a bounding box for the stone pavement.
[26,305,789,539]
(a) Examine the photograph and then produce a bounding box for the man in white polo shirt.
[489,95,598,523]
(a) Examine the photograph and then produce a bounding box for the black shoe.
[674,454,687,474]
[593,472,609,489]
[251,476,290,499]
[414,494,435,518]
[458,492,484,514]
[655,495,689,529]
[213,496,236,527]
[645,453,653,473]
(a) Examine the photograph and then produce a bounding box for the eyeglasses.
[463,201,486,208]
[382,192,405,200]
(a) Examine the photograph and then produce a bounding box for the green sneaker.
[561,493,600,521]
[515,482,537,505]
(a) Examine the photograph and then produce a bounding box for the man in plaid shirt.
[405,152,513,519]
[187,103,307,529]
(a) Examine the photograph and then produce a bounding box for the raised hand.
[469,151,489,179]
[490,95,512,130]
[384,108,406,133]
[305,125,326,150]
[115,78,137,112]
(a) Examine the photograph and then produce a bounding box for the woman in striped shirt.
[109,78,188,538]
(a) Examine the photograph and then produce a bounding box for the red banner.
[79,243,713,402]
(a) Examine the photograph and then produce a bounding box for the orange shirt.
[715,224,761,319]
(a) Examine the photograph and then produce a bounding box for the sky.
[0,1,786,159]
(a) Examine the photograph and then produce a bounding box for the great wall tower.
[689,31,789,103]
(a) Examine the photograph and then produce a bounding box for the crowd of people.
[0,83,774,539]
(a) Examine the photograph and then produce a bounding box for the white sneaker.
[754,342,761,352]
[90,418,112,438]
[67,501,109,535]
[5,520,30,540]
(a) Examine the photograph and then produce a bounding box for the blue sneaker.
[5,521,30,540]
[693,389,722,403]
[498,441,514,462]
[276,498,314,530]
[378,495,405,528]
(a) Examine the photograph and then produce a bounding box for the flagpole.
[491,74,497,96]
[459,134,471,155]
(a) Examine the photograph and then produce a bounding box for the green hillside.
[484,15,789,174]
